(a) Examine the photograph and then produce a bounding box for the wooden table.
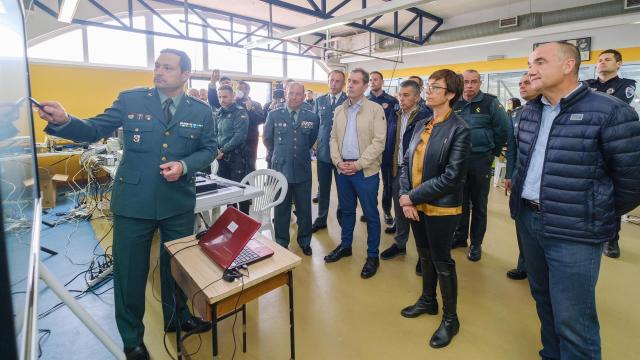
[165,235,302,359]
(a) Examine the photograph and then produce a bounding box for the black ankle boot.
[430,313,460,348]
[401,295,438,318]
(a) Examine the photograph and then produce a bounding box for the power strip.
[86,264,113,289]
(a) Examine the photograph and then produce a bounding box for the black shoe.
[360,215,367,222]
[324,245,352,263]
[451,240,468,249]
[401,295,438,318]
[301,245,313,256]
[415,259,422,276]
[384,225,396,234]
[506,269,527,280]
[380,244,406,260]
[430,314,460,348]
[312,194,319,204]
[467,244,481,262]
[384,212,394,225]
[166,316,211,334]
[125,344,150,360]
[311,223,327,233]
[361,257,380,279]
[603,240,620,258]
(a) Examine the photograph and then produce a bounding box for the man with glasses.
[452,69,509,261]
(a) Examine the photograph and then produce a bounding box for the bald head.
[528,42,581,104]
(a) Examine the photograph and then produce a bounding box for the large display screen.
[0,0,42,359]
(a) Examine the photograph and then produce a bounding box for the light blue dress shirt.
[341,98,362,160]
[521,84,582,202]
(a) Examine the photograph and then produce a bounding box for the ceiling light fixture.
[57,0,80,23]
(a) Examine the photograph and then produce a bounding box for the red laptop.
[198,206,274,270]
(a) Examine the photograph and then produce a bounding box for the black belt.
[523,199,541,212]
[342,158,358,162]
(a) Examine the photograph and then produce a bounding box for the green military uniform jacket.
[45,87,217,220]
[214,104,249,156]
[263,107,319,183]
[453,91,509,155]
[314,92,347,163]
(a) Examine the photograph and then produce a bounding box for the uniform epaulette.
[121,87,150,94]
[188,95,210,108]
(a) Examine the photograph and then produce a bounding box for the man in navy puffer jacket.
[510,42,640,360]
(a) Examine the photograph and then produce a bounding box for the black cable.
[230,269,248,360]
[37,329,51,358]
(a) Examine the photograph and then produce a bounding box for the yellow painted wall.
[379,46,640,78]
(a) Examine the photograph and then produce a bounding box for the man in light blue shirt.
[342,99,362,160]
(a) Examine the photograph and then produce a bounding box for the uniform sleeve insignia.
[626,86,636,99]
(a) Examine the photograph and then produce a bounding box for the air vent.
[624,0,640,9]
[499,16,518,28]
[487,55,505,61]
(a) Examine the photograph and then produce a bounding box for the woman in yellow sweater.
[398,69,471,348]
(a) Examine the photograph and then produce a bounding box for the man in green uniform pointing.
[36,49,216,360]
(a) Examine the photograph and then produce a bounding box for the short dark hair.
[509,98,522,109]
[600,49,622,63]
[351,68,370,84]
[159,48,191,73]
[219,75,232,82]
[399,80,420,96]
[408,75,423,87]
[370,71,383,80]
[328,69,346,80]
[218,84,234,93]
[555,41,581,76]
[429,69,463,107]
[238,80,250,90]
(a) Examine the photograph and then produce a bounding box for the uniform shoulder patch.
[626,86,636,99]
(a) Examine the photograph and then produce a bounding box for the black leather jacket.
[399,111,471,208]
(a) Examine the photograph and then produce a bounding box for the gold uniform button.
[119,177,123,181]
[165,131,170,136]
[190,135,194,139]
[134,128,139,132]
[161,156,167,161]
[162,144,168,148]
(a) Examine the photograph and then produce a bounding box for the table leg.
[211,302,219,359]
[242,304,247,353]
[175,288,182,360]
[288,271,295,360]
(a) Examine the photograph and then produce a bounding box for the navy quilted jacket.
[510,85,640,243]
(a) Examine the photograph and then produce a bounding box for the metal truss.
[32,0,328,59]
[260,0,443,45]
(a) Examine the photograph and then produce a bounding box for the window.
[28,29,84,62]
[153,14,205,71]
[620,64,640,115]
[487,71,523,107]
[87,17,146,67]
[252,50,283,77]
[245,81,270,107]
[314,61,327,81]
[287,55,313,80]
[207,19,248,72]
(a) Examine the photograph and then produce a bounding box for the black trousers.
[218,154,250,214]
[380,165,393,215]
[454,151,493,245]
[411,212,459,314]
[245,137,259,173]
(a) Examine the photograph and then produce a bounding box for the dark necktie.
[163,98,173,123]
[291,110,297,127]
[331,96,336,108]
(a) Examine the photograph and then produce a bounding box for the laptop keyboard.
[230,246,260,269]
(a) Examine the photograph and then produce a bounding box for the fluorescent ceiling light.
[397,38,522,57]
[58,0,80,23]
[245,0,431,49]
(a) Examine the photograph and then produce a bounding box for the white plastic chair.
[240,169,288,240]
[493,158,507,188]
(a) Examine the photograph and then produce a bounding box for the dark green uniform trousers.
[112,211,194,349]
